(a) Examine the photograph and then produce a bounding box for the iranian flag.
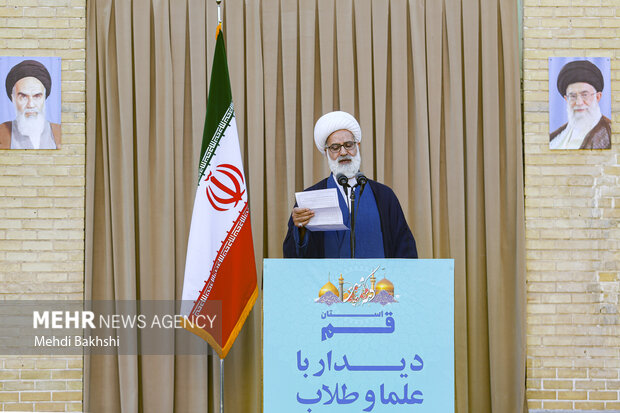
[181,27,257,359]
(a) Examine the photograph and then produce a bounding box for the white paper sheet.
[295,188,349,231]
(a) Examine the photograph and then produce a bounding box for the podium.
[263,259,454,412]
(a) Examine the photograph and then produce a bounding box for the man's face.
[564,82,601,120]
[12,76,46,118]
[325,129,361,178]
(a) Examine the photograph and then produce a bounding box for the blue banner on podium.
[264,259,454,412]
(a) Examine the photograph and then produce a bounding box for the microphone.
[336,172,350,214]
[355,171,368,201]
[355,172,368,186]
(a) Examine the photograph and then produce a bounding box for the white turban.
[313,111,362,153]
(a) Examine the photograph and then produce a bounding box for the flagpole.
[214,1,224,412]
[217,0,222,26]
[217,3,224,410]
[219,357,224,413]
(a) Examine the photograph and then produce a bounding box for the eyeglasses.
[566,91,597,102]
[325,141,357,153]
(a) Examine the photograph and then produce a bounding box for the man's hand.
[292,207,314,229]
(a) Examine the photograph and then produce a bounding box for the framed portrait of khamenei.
[0,57,61,150]
[549,57,611,150]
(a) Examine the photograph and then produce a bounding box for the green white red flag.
[181,27,257,359]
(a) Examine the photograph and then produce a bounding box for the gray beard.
[327,151,361,178]
[14,108,46,139]
[566,100,602,134]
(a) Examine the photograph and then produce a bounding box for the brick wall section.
[0,1,86,412]
[523,0,620,411]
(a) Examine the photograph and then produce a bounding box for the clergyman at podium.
[283,111,417,259]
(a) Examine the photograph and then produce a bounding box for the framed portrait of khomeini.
[549,57,611,150]
[0,57,61,149]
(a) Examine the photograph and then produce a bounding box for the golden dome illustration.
[374,278,394,296]
[319,281,339,298]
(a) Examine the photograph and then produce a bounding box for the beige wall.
[0,1,86,412]
[523,0,620,411]
[1,1,619,412]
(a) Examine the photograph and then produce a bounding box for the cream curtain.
[86,0,525,412]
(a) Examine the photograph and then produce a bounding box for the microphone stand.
[337,172,366,259]
[336,173,353,257]
[349,173,367,259]
[349,186,356,258]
